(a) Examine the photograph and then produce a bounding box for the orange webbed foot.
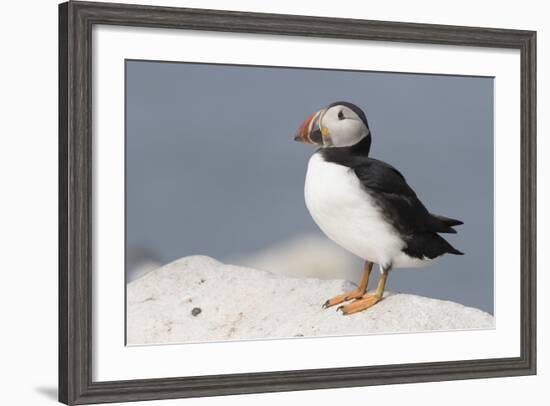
[337,293,383,315]
[322,289,365,309]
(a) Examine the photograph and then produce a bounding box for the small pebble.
[191,307,202,317]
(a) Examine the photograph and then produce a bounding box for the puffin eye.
[338,110,345,120]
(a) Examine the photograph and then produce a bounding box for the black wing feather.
[353,158,459,235]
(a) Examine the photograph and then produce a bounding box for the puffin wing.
[353,158,459,235]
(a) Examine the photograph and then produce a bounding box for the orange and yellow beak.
[294,109,326,145]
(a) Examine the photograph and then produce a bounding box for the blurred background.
[126,60,494,314]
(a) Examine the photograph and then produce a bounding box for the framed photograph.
[59,1,536,404]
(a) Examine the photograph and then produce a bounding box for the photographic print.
[125,60,494,346]
[60,3,536,403]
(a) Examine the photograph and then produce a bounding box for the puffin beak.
[294,109,325,145]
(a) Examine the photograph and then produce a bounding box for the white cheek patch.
[330,121,367,147]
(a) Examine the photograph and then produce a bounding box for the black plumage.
[320,135,463,260]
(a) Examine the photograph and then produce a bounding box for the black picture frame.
[59,1,537,404]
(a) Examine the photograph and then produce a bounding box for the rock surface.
[127,256,494,345]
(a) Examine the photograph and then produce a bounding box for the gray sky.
[126,60,494,314]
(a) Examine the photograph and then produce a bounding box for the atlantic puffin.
[294,101,463,315]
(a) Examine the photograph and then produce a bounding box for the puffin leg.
[322,261,372,308]
[338,267,389,315]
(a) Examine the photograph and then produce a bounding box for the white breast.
[304,153,423,268]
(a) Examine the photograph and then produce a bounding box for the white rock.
[127,255,495,345]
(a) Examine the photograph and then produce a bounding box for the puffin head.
[294,101,370,148]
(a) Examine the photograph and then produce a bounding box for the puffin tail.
[447,245,464,256]
[434,214,463,228]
